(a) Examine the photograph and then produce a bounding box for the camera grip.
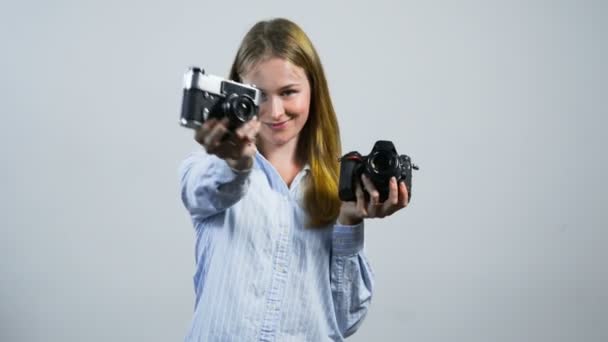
[338,157,360,202]
[180,88,206,129]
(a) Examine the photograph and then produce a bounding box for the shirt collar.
[253,151,311,194]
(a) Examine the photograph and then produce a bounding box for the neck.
[259,136,300,168]
[259,137,303,186]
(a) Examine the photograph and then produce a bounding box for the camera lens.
[367,151,399,179]
[227,95,256,123]
[369,151,396,174]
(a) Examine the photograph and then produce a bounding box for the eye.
[260,91,268,101]
[281,89,298,96]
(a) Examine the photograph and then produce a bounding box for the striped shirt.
[179,150,374,341]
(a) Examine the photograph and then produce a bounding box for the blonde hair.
[229,18,342,228]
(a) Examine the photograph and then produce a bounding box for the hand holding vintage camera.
[193,117,260,171]
[181,67,262,170]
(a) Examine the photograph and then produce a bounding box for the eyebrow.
[279,83,299,90]
[257,83,300,93]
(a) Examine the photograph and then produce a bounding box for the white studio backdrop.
[1,0,606,341]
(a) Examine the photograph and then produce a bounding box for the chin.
[262,132,298,147]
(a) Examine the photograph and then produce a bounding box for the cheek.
[257,103,271,117]
[290,95,311,117]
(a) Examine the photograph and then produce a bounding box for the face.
[241,57,311,149]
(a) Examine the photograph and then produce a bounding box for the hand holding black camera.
[339,140,418,202]
[337,140,418,224]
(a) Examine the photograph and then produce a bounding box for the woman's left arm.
[330,175,409,338]
[330,221,373,338]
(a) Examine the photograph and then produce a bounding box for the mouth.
[265,119,291,129]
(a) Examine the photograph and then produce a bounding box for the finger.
[204,119,229,149]
[224,134,255,160]
[226,121,254,154]
[240,137,258,158]
[245,117,261,141]
[215,144,241,160]
[355,178,367,218]
[194,119,218,146]
[237,121,256,143]
[382,177,399,215]
[237,117,260,143]
[398,181,409,208]
[361,174,380,217]
[233,122,248,141]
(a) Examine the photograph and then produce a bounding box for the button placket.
[259,198,292,341]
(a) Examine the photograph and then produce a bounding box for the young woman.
[179,18,409,342]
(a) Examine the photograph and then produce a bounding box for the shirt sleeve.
[330,221,375,338]
[179,150,252,221]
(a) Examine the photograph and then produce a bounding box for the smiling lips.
[266,119,291,130]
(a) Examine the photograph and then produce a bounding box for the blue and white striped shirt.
[179,150,374,341]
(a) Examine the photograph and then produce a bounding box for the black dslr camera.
[339,140,419,203]
[180,67,261,130]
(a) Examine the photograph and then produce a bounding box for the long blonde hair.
[229,18,342,228]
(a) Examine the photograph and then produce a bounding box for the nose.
[264,96,284,121]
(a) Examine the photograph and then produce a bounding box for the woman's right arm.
[179,117,260,221]
[179,151,252,220]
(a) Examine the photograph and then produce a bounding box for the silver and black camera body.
[180,67,261,130]
[339,140,419,203]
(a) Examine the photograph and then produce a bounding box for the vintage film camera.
[339,140,419,203]
[180,67,261,130]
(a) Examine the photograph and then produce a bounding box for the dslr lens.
[370,151,395,174]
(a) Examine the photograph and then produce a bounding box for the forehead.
[242,57,308,89]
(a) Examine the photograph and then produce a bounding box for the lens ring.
[369,151,396,174]
[228,95,255,122]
